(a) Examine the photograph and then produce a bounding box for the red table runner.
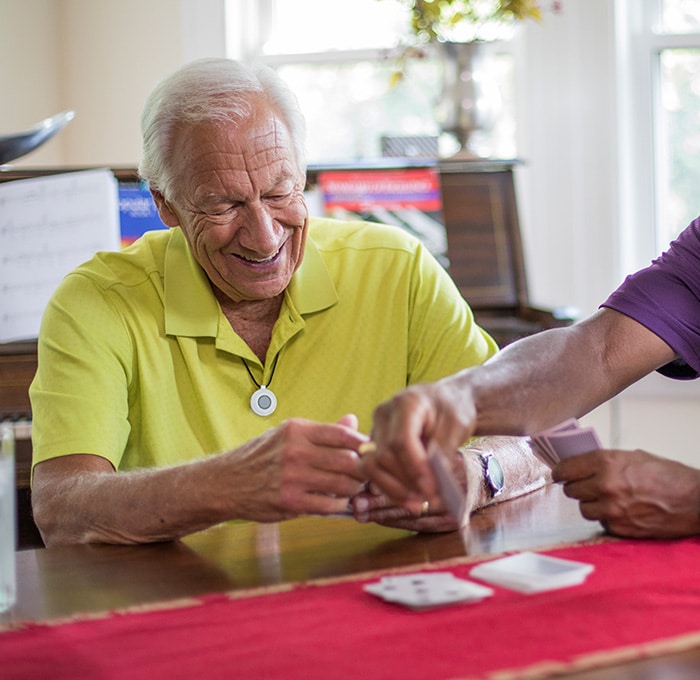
[3,538,700,680]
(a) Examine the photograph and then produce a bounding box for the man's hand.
[225,416,368,521]
[553,449,700,538]
[32,416,369,545]
[351,450,485,532]
[350,488,457,532]
[361,376,477,513]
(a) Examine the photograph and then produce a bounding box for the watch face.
[486,455,505,493]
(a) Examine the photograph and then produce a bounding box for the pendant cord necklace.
[241,353,280,416]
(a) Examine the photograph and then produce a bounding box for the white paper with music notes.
[0,168,120,342]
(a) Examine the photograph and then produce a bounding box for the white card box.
[469,551,594,594]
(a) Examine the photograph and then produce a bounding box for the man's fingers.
[368,440,436,498]
[350,490,446,526]
[301,492,358,517]
[354,501,458,532]
[561,478,600,503]
[360,456,417,504]
[552,450,601,483]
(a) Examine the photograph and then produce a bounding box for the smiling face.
[153,99,308,305]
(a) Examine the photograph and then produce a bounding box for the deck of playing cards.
[529,418,602,468]
[364,571,493,610]
[469,551,594,594]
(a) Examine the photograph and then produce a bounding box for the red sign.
[318,168,442,212]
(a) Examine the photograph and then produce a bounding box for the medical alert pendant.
[250,385,277,417]
[242,355,279,417]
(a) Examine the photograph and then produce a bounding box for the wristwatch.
[479,452,504,498]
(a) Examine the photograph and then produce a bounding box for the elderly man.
[30,58,548,546]
[363,216,700,538]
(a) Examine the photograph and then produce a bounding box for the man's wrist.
[461,447,505,510]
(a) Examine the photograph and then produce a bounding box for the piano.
[0,160,573,548]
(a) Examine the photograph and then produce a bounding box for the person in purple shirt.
[362,218,700,539]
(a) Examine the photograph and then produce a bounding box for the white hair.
[139,58,307,200]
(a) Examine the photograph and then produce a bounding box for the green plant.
[397,0,548,43]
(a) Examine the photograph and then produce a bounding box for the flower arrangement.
[382,0,563,155]
[397,0,560,44]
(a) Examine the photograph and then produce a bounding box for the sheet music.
[0,168,120,342]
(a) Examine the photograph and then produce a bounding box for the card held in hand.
[529,418,602,468]
[428,444,468,526]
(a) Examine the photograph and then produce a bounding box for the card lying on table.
[469,552,594,594]
[529,418,602,468]
[364,572,493,610]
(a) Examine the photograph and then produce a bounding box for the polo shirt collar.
[164,227,338,339]
[287,234,338,313]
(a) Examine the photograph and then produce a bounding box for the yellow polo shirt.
[30,218,497,472]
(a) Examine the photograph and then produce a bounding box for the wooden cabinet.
[0,343,39,548]
[0,341,35,420]
[437,159,573,346]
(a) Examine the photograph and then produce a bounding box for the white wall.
[514,0,619,319]
[3,0,699,467]
[0,0,224,168]
[1,0,63,165]
[512,0,700,467]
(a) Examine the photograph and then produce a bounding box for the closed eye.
[264,192,293,207]
[197,202,242,218]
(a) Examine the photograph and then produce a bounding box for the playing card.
[539,417,580,436]
[529,436,558,467]
[364,572,493,609]
[428,444,467,525]
[548,427,602,459]
[469,551,594,594]
[529,418,602,468]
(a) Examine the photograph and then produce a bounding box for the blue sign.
[118,182,166,246]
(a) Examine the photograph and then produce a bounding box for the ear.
[150,189,180,228]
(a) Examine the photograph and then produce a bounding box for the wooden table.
[7,485,700,678]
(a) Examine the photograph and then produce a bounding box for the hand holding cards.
[529,418,602,468]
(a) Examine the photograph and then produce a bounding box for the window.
[225,0,516,163]
[618,0,700,269]
[656,0,700,249]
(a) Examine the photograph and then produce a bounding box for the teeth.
[242,253,275,263]
[240,246,280,264]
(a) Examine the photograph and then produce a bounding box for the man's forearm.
[462,310,675,437]
[467,326,598,435]
[33,419,368,546]
[32,455,239,546]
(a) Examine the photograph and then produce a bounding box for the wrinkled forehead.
[178,110,298,174]
[169,112,303,194]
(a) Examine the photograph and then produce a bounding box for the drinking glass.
[0,423,16,613]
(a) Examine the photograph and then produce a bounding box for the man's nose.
[240,203,280,252]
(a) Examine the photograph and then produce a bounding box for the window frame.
[616,0,700,274]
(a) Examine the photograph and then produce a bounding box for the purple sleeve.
[601,217,700,379]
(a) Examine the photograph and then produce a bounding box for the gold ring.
[420,500,430,517]
[358,441,377,456]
